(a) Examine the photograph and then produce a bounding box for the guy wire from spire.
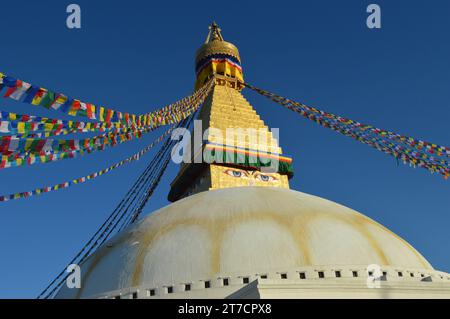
[36,127,172,299]
[37,110,199,299]
[37,79,213,299]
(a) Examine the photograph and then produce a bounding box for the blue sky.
[0,0,449,298]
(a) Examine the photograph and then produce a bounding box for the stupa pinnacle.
[194,22,243,90]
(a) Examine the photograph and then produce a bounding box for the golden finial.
[205,21,224,43]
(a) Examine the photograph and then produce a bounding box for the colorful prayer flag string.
[0,125,175,202]
[0,79,214,168]
[0,72,213,128]
[0,78,213,164]
[243,82,449,179]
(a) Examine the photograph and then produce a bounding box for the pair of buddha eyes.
[224,169,278,182]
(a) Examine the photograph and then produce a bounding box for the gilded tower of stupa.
[168,22,293,201]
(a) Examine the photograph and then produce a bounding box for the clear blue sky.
[0,0,449,298]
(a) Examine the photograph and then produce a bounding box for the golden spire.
[168,25,293,202]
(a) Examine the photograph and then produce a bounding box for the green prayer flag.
[39,91,56,109]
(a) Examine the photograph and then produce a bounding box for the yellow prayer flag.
[31,89,47,105]
[17,122,26,134]
[99,107,105,122]
[44,123,53,131]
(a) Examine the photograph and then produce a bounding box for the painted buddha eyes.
[224,169,278,182]
[257,174,275,182]
[225,169,243,178]
[230,170,242,177]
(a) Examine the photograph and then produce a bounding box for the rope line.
[37,111,199,299]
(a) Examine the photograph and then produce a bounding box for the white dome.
[56,187,433,298]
